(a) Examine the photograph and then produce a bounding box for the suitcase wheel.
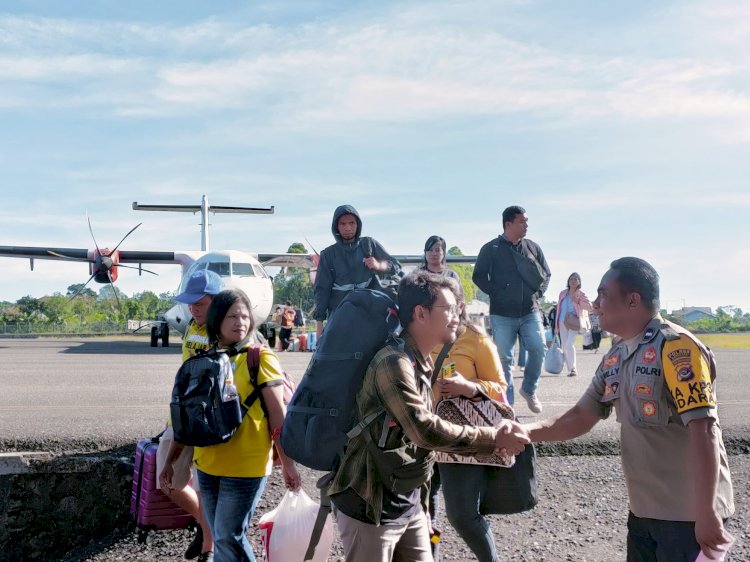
[137,528,152,544]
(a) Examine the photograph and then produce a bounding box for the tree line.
[3,243,745,335]
[0,284,176,326]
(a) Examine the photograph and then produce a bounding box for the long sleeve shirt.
[328,332,498,524]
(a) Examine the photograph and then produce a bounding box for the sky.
[1,0,749,313]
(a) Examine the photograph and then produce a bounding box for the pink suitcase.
[131,436,194,542]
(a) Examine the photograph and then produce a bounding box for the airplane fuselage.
[163,250,274,336]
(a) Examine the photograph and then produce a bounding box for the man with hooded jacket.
[314,204,401,338]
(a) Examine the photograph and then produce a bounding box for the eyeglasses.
[428,304,460,315]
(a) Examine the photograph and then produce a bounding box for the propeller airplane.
[0,195,316,346]
[0,195,477,346]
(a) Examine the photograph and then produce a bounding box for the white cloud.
[3,10,748,138]
[0,54,142,80]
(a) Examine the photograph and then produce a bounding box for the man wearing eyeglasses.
[473,205,551,413]
[328,271,530,562]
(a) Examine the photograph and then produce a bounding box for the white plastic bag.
[258,489,334,562]
[544,336,564,375]
[582,329,593,347]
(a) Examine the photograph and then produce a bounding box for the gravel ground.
[59,454,748,562]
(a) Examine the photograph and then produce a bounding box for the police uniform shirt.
[577,317,734,522]
[181,321,211,362]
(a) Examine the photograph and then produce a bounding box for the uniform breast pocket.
[633,375,668,427]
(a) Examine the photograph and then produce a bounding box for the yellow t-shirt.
[193,347,284,478]
[430,325,508,402]
[182,321,211,362]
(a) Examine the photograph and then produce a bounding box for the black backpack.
[281,289,400,471]
[170,345,265,447]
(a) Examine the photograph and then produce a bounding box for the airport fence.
[0,321,134,336]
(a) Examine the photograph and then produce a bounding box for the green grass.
[573,333,750,349]
[695,333,750,349]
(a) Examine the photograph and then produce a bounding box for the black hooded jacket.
[313,205,401,321]
[472,235,551,318]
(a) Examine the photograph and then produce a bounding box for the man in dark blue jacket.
[473,205,551,412]
[314,205,401,338]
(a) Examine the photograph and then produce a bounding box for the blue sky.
[1,1,749,312]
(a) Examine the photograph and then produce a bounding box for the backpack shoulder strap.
[522,239,539,261]
[242,345,283,416]
[431,341,454,386]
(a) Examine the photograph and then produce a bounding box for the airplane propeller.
[47,216,158,307]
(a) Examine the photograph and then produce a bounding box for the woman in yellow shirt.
[162,289,300,562]
[429,300,508,562]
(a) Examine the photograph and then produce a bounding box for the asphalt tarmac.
[3,336,748,561]
[1,336,748,452]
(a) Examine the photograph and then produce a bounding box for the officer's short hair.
[398,271,460,328]
[610,257,660,314]
[502,205,526,226]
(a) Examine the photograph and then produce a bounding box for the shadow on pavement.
[62,340,183,355]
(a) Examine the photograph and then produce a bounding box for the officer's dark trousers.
[627,512,731,562]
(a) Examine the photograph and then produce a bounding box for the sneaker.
[197,553,214,562]
[519,388,543,414]
[184,526,203,560]
[568,369,577,377]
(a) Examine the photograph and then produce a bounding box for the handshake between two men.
[493,419,530,456]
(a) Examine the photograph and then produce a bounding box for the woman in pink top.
[554,272,593,377]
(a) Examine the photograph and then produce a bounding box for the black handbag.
[479,443,538,515]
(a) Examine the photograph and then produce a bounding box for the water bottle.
[222,377,238,402]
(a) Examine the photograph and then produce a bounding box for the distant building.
[465,299,490,330]
[671,306,715,323]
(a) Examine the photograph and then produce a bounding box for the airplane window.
[206,262,231,277]
[253,264,267,278]
[232,263,255,277]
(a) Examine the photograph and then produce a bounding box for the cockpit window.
[206,262,231,277]
[232,263,255,277]
[253,264,267,278]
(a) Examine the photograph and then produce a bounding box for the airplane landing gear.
[150,323,169,347]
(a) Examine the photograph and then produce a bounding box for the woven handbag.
[433,396,516,467]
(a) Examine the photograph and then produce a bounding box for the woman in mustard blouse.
[429,297,508,562]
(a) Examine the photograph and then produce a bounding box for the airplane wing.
[0,246,181,265]
[254,253,477,269]
[0,246,90,262]
[393,255,478,265]
[257,253,316,268]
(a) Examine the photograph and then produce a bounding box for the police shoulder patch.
[662,335,715,414]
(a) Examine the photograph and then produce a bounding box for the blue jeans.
[516,337,527,368]
[490,311,546,405]
[439,463,500,562]
[198,470,268,562]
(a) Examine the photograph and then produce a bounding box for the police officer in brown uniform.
[524,257,734,561]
